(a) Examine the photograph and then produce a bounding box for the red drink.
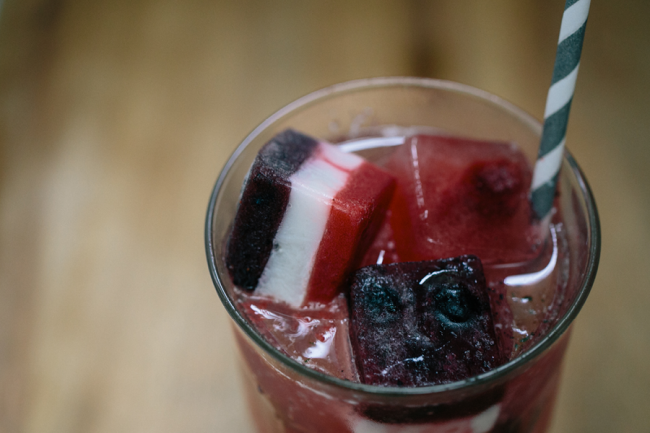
[205,78,599,432]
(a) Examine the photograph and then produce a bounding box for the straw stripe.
[531,0,590,219]
[544,64,579,118]
[538,100,572,157]
[559,0,590,42]
[531,139,565,190]
[551,23,586,84]
[531,173,560,223]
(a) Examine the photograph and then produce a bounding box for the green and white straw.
[531,0,591,220]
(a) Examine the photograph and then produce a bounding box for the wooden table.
[1,1,649,431]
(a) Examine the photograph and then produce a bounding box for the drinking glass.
[205,78,600,433]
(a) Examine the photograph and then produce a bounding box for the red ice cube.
[348,256,506,387]
[363,134,542,266]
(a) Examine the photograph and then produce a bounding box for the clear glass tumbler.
[205,78,600,433]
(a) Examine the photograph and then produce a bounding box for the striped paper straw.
[531,0,591,220]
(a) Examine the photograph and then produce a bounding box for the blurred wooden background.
[1,0,649,432]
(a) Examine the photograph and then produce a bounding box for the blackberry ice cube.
[226,129,395,308]
[348,256,505,387]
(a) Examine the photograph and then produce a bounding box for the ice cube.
[348,256,505,387]
[226,129,395,307]
[373,134,541,265]
[238,293,358,381]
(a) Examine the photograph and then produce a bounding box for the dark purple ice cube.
[348,255,505,387]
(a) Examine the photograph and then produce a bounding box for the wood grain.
[1,1,648,432]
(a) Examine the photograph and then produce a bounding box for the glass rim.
[205,77,601,397]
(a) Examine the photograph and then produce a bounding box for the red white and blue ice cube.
[226,129,395,308]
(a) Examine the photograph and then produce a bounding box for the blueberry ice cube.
[348,256,505,386]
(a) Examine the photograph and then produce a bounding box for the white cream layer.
[255,142,364,307]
